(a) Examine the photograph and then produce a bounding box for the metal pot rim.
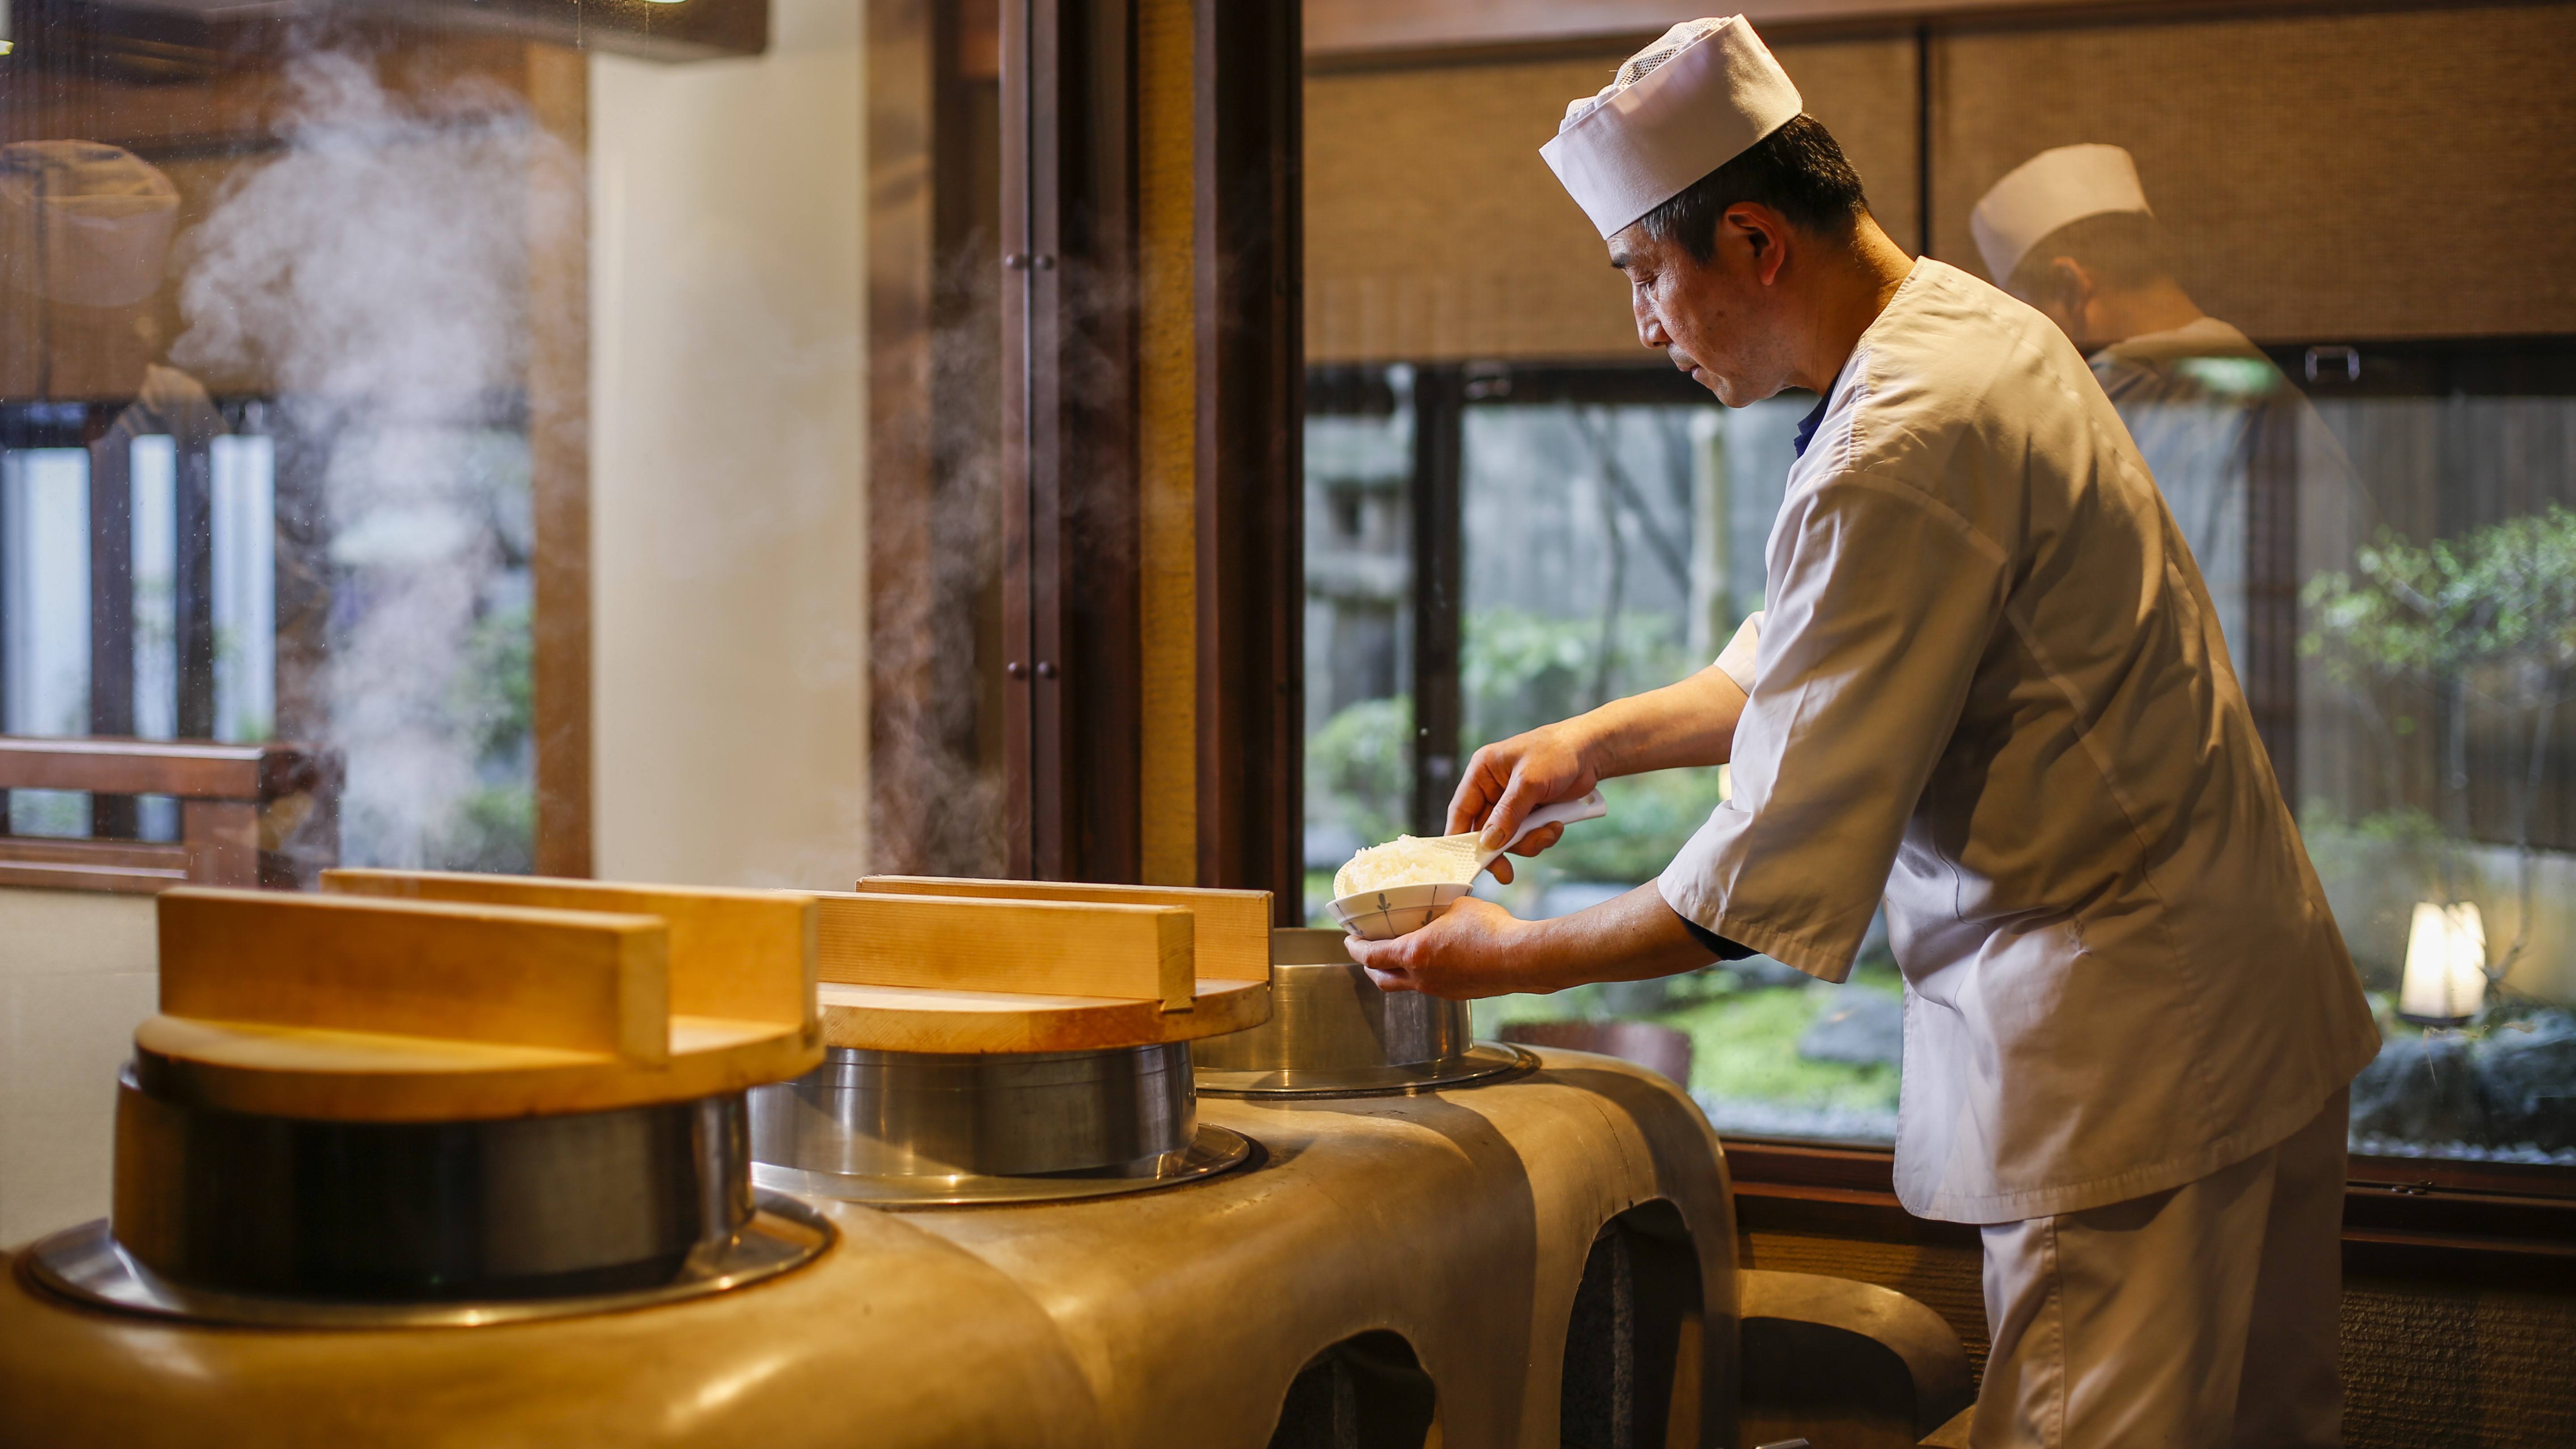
[21,1195,834,1330]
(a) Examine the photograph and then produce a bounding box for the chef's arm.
[1586,663,1753,776]
[1448,664,1750,850]
[1347,884,1719,999]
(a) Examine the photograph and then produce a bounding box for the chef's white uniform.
[2089,317,2278,677]
[2087,318,2373,811]
[1661,258,2381,1445]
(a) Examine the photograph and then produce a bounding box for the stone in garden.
[1798,992,1904,1068]
[2474,1013,2576,1154]
[2349,1032,2486,1147]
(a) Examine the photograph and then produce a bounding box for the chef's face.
[1610,205,1799,407]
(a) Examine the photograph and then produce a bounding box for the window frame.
[1306,347,2576,1209]
[0,20,604,879]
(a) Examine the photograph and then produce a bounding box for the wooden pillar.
[527,41,593,878]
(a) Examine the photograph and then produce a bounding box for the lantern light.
[2398,900,2487,1025]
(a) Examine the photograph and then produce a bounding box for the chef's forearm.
[1520,883,1717,992]
[1580,665,1749,780]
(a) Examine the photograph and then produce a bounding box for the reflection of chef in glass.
[1971,144,2357,765]
[1344,19,2377,1448]
[0,140,223,439]
[1,141,228,750]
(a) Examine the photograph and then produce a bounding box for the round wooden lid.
[144,884,822,1123]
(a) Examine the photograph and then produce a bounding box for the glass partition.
[1303,5,2576,1163]
[0,14,559,871]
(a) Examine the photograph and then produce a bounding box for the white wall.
[0,889,157,1246]
[590,1,868,889]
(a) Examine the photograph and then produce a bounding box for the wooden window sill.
[1726,1138,2576,1288]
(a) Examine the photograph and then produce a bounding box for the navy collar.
[1791,394,1829,458]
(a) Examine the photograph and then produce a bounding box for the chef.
[1970,144,2369,752]
[0,140,228,528]
[1342,17,2381,1448]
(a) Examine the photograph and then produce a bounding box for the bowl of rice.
[1328,881,1474,941]
[1328,835,1478,941]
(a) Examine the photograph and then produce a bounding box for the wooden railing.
[0,737,341,894]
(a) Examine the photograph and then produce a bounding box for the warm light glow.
[2398,901,2487,1023]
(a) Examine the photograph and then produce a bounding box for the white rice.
[1335,836,1462,897]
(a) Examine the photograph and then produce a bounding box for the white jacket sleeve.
[1659,470,2006,981]
[1712,612,1763,693]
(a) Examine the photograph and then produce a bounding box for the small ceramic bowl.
[1328,882,1474,941]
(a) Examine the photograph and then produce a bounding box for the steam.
[867,237,1142,878]
[175,48,575,869]
[868,235,1009,877]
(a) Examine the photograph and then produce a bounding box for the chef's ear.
[2042,255,2095,317]
[1722,202,1792,286]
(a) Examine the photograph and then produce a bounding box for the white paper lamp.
[2398,901,2487,1025]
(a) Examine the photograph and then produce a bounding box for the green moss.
[1662,987,1899,1110]
[1480,962,1904,1111]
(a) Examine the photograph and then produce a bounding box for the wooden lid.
[140,882,822,1123]
[812,881,1276,1052]
[854,877,1273,983]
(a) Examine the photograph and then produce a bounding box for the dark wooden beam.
[1300,0,2506,67]
[360,0,771,60]
[1408,364,1463,837]
[1192,0,1302,916]
[4,0,765,80]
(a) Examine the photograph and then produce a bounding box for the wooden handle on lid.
[322,869,817,1041]
[805,888,1278,1052]
[817,892,1195,1009]
[854,876,1273,982]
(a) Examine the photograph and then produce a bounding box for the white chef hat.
[0,140,182,308]
[1540,17,1804,240]
[1968,144,2152,285]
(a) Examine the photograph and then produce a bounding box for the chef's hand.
[1345,897,1548,999]
[1348,883,1716,999]
[1446,720,1600,886]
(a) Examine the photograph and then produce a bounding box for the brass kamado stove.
[722,880,1748,1446]
[21,881,830,1326]
[1,872,1973,1448]
[0,877,1116,1449]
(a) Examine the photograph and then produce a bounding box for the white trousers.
[1971,1088,2349,1449]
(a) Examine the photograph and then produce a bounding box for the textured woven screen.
[1304,37,1919,364]
[1308,5,2576,362]
[1935,4,2576,340]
